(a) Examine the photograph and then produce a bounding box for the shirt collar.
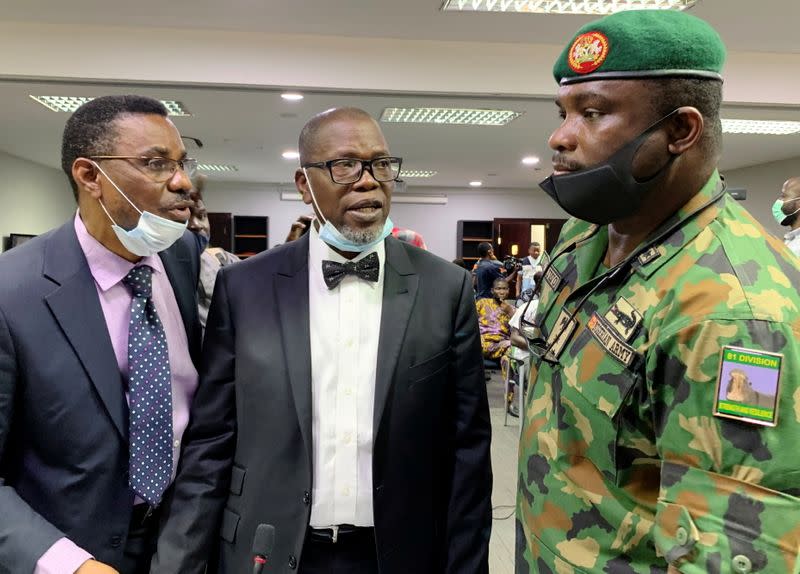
[784,227,800,241]
[74,211,164,292]
[308,221,386,289]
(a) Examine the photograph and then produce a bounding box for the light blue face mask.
[93,162,188,257]
[303,168,393,253]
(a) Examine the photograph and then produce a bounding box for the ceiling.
[2,0,800,191]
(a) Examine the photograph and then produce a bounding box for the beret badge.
[567,31,609,74]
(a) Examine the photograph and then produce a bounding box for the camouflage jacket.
[516,172,800,573]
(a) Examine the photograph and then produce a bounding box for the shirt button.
[110,535,122,548]
[343,487,350,496]
[288,555,297,569]
[345,387,353,396]
[173,439,181,448]
[344,432,352,444]
[302,490,311,505]
[346,339,354,348]
[675,526,688,546]
[732,555,752,574]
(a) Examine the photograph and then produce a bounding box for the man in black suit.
[0,95,201,574]
[153,107,493,574]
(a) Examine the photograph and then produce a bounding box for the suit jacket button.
[302,491,311,505]
[288,554,297,569]
[110,535,122,548]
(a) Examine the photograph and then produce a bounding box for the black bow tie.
[322,252,380,289]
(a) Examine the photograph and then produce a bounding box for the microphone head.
[252,524,275,556]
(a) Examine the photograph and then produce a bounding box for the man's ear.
[295,168,313,206]
[73,158,103,199]
[667,107,704,154]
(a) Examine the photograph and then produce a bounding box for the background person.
[186,176,239,333]
[775,176,800,256]
[516,10,800,572]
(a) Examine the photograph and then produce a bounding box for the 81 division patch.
[714,346,782,427]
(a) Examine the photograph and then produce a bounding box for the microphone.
[252,523,275,574]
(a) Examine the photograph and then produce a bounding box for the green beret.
[553,9,726,85]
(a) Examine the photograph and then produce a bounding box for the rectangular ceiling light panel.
[400,170,438,178]
[381,107,522,126]
[440,0,698,14]
[198,163,239,172]
[30,95,191,116]
[721,119,800,135]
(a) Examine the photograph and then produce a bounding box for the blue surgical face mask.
[302,168,393,253]
[772,197,800,226]
[93,162,188,257]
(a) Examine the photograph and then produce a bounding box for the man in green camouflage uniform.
[516,9,800,574]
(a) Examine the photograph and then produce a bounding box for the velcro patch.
[714,346,782,427]
[587,313,637,368]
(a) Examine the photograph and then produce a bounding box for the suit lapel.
[160,233,201,363]
[275,235,313,466]
[374,237,418,433]
[43,222,128,441]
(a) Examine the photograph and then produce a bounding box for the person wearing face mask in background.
[0,95,202,574]
[186,175,239,334]
[153,107,492,574]
[775,176,800,256]
[517,10,800,572]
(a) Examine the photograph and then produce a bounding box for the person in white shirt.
[775,176,800,257]
[153,107,493,574]
[516,242,548,299]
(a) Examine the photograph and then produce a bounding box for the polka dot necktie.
[123,265,173,506]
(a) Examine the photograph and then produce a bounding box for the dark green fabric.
[554,9,726,84]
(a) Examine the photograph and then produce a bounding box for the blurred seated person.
[187,179,239,332]
[506,271,543,417]
[391,226,427,249]
[452,258,470,270]
[474,242,516,299]
[476,279,516,410]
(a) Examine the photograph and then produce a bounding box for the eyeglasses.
[302,156,402,184]
[89,156,198,181]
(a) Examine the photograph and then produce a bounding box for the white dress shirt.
[308,225,385,527]
[784,227,800,257]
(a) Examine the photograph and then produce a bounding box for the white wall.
[200,181,569,261]
[0,151,74,245]
[724,157,800,237]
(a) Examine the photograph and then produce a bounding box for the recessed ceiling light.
[381,107,522,126]
[521,156,540,166]
[198,163,239,173]
[282,150,300,160]
[29,95,191,116]
[440,0,697,15]
[400,170,438,178]
[469,181,483,187]
[281,92,304,102]
[721,119,800,135]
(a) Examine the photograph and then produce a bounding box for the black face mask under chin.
[539,109,680,225]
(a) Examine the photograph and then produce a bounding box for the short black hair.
[492,277,509,288]
[478,242,493,258]
[643,78,723,156]
[298,107,376,164]
[61,95,168,200]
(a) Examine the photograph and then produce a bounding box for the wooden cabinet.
[456,220,493,263]
[233,215,269,258]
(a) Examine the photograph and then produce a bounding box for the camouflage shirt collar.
[631,170,725,280]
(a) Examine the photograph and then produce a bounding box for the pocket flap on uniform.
[220,508,240,543]
[230,464,246,495]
